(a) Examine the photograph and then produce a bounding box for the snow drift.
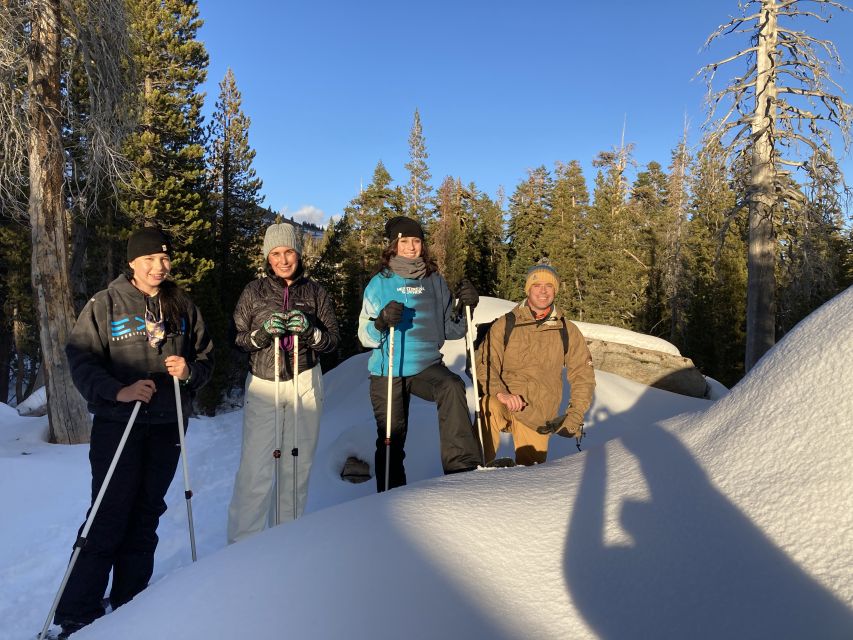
[62,289,853,639]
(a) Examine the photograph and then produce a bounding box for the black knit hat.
[127,228,172,262]
[384,216,424,241]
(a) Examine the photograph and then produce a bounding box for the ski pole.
[273,336,281,526]
[465,305,485,466]
[172,375,197,562]
[384,326,395,492]
[291,334,299,520]
[38,401,142,640]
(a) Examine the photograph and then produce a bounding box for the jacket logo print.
[111,316,145,339]
[396,285,425,295]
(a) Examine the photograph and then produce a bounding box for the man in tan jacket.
[475,263,595,466]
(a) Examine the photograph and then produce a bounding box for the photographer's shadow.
[565,422,853,639]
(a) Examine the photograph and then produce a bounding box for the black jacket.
[66,275,214,423]
[233,273,339,382]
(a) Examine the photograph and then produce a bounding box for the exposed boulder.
[340,456,371,484]
[586,338,709,398]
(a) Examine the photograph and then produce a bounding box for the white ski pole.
[273,336,281,526]
[38,401,142,640]
[384,326,395,492]
[291,333,300,520]
[172,375,197,562]
[465,305,485,466]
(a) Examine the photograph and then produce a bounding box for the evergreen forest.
[0,1,850,443]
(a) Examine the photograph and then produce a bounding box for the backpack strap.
[559,317,569,355]
[501,311,516,349]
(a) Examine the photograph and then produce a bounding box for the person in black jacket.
[227,221,339,543]
[54,227,213,638]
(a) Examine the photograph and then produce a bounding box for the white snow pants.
[227,366,323,544]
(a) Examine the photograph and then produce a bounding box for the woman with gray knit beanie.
[227,221,339,543]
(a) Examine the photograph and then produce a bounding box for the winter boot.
[57,622,87,639]
[486,457,517,468]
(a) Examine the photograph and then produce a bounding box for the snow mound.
[475,296,682,354]
[15,386,47,417]
[673,284,853,606]
[69,288,853,639]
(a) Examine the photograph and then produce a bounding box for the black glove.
[456,279,479,309]
[374,301,404,332]
[284,309,314,339]
[536,414,583,438]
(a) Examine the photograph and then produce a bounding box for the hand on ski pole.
[117,379,156,403]
[255,312,289,346]
[456,279,479,309]
[164,355,190,381]
[283,309,314,339]
[374,301,404,332]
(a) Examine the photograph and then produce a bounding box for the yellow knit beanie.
[524,263,560,294]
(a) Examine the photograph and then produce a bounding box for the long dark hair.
[157,279,191,332]
[125,271,190,332]
[374,238,438,277]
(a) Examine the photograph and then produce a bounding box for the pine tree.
[197,68,265,412]
[576,145,645,327]
[312,212,366,364]
[630,161,669,335]
[404,109,432,224]
[545,161,588,316]
[320,163,404,362]
[683,138,747,386]
[663,138,692,346]
[431,177,470,288]
[776,153,851,334]
[0,220,37,404]
[466,184,506,297]
[123,0,211,290]
[347,160,404,276]
[505,167,553,302]
[207,67,265,306]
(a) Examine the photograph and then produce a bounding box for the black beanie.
[384,216,424,241]
[127,228,172,262]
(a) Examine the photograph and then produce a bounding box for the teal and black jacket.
[358,269,467,378]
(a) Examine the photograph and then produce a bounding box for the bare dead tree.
[0,0,134,443]
[700,0,852,371]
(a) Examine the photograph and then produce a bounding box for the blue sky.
[196,1,853,227]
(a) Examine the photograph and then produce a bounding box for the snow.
[1,292,852,639]
[14,387,46,417]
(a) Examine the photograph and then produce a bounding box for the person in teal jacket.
[358,216,481,491]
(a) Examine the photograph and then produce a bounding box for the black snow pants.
[369,362,481,492]
[54,414,182,627]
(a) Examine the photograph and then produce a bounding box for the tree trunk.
[28,0,91,444]
[745,0,779,371]
[0,313,9,404]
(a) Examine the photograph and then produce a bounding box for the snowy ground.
[1,294,851,639]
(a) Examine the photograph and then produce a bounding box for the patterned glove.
[374,301,404,332]
[254,312,289,347]
[284,309,313,339]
